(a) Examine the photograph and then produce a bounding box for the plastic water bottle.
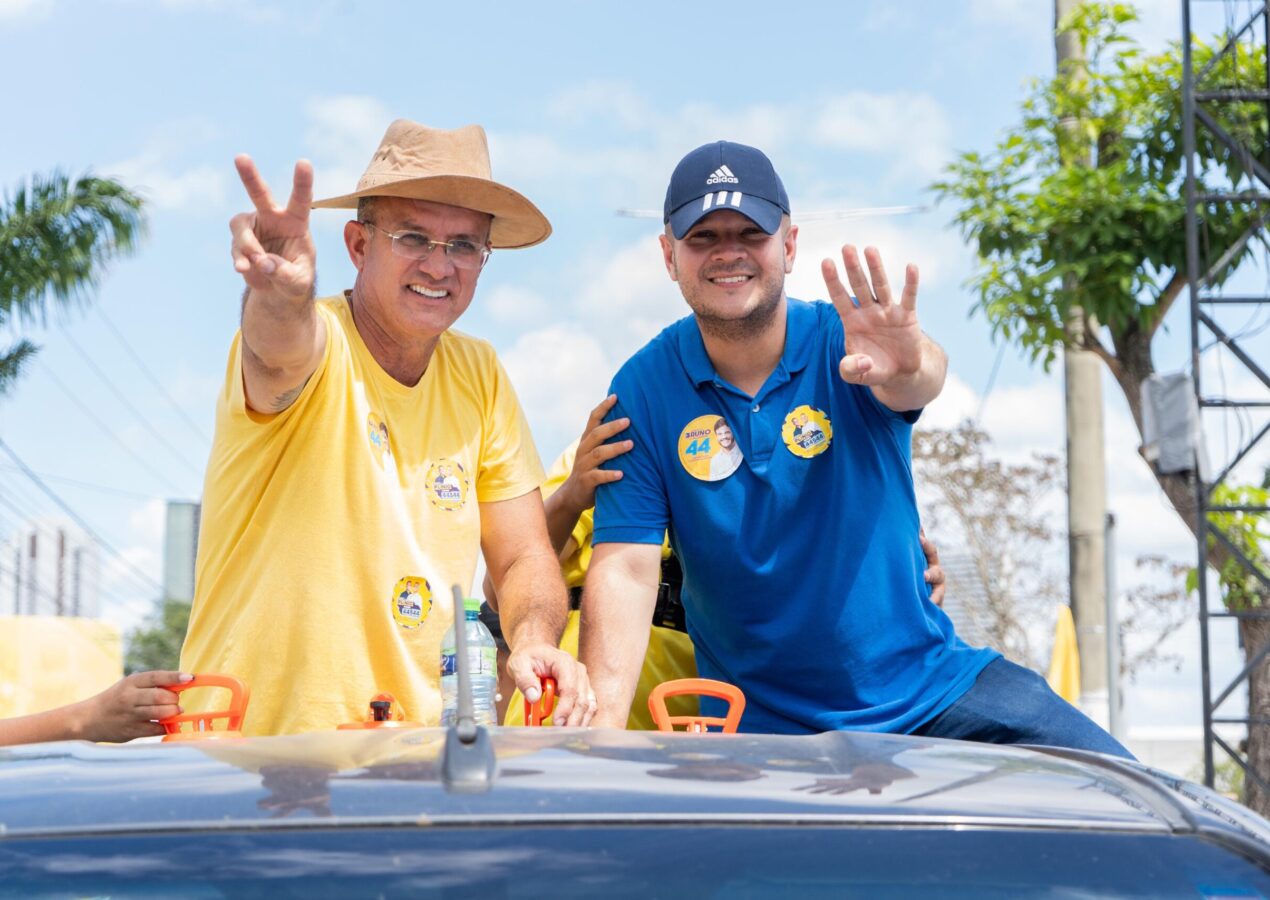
[440,596,498,727]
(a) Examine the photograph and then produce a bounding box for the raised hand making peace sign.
[229,155,317,301]
[821,244,945,411]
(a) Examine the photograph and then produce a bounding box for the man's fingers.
[864,246,892,306]
[839,354,875,384]
[234,154,278,213]
[231,217,268,274]
[840,244,876,306]
[820,257,856,324]
[285,159,315,221]
[900,263,919,312]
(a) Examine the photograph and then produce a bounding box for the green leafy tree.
[933,2,1270,811]
[0,171,144,393]
[124,598,191,674]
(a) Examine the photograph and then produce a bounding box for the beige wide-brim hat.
[311,119,551,249]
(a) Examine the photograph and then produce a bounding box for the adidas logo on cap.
[705,165,739,185]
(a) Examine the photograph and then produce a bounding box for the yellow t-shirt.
[504,441,698,730]
[181,295,543,736]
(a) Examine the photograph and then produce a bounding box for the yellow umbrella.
[1046,604,1081,704]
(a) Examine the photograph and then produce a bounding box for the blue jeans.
[910,658,1135,760]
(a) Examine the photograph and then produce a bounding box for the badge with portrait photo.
[366,412,392,465]
[425,459,469,511]
[678,414,744,482]
[782,405,833,459]
[390,575,432,629]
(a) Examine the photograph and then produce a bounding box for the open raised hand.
[821,245,923,387]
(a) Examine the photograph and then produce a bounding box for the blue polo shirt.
[594,298,998,735]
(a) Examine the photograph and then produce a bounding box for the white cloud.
[1129,0,1182,51]
[303,95,394,202]
[0,0,48,19]
[500,325,616,462]
[105,118,228,212]
[154,0,284,23]
[969,0,1039,29]
[811,91,954,182]
[482,284,552,328]
[546,81,653,131]
[788,215,967,302]
[568,234,687,367]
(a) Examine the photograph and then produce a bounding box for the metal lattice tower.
[1182,0,1270,792]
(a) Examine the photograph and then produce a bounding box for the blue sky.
[0,0,1261,740]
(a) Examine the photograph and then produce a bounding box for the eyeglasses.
[359,221,491,271]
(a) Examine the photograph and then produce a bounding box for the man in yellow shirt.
[180,120,592,736]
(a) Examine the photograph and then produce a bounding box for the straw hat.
[311,119,551,249]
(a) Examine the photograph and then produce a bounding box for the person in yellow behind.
[485,396,949,728]
[485,396,699,729]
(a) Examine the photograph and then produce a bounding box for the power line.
[94,305,213,445]
[34,360,186,496]
[57,326,205,479]
[0,464,155,501]
[0,436,163,597]
[0,484,160,605]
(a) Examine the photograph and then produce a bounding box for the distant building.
[0,517,100,617]
[162,500,201,603]
[938,550,994,650]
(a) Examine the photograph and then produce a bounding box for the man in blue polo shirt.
[578,141,1130,757]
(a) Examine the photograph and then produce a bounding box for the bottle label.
[440,648,494,677]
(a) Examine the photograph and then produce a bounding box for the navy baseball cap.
[663,141,790,238]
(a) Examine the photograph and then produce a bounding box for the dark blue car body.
[2,727,1268,897]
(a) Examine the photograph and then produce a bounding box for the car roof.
[0,728,1264,850]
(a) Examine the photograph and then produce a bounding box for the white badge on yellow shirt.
[390,575,432,629]
[426,459,470,510]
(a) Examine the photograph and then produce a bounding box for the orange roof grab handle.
[337,692,421,729]
[159,673,250,741]
[523,676,557,727]
[648,678,746,734]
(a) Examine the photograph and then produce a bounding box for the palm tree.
[0,171,145,393]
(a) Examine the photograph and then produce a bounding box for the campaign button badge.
[426,459,469,511]
[782,405,833,458]
[391,575,432,629]
[678,414,743,482]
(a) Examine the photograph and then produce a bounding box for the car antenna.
[440,584,496,793]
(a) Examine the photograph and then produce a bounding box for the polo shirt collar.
[677,296,818,387]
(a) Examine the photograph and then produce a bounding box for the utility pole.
[1056,0,1109,728]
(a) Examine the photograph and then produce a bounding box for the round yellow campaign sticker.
[678,414,744,482]
[426,459,469,511]
[390,575,432,629]
[366,411,391,464]
[782,405,833,458]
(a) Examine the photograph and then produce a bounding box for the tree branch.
[1146,272,1187,342]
